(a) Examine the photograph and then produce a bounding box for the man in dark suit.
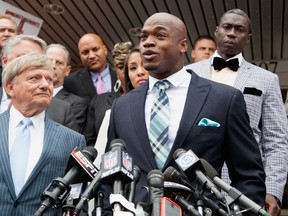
[186,9,287,216]
[64,33,117,104]
[0,53,86,215]
[0,34,79,132]
[46,44,88,133]
[105,12,265,214]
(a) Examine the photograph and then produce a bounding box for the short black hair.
[193,35,216,49]
[219,9,252,34]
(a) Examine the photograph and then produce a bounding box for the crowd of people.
[0,8,287,216]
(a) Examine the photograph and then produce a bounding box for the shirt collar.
[53,85,63,96]
[10,106,45,129]
[212,51,243,66]
[148,67,190,90]
[90,64,110,81]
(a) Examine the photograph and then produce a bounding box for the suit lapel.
[0,111,17,198]
[79,69,96,98]
[164,71,212,168]
[130,83,157,169]
[233,59,253,91]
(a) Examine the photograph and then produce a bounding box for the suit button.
[13,201,18,207]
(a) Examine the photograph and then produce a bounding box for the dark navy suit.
[105,71,265,213]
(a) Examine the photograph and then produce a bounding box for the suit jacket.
[63,67,117,104]
[55,88,88,133]
[0,111,86,215]
[84,91,120,146]
[106,71,265,210]
[46,97,80,132]
[186,58,288,201]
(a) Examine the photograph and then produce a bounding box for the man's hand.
[265,194,281,216]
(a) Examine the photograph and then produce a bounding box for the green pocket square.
[198,118,220,127]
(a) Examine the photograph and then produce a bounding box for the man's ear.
[65,65,71,76]
[2,55,8,68]
[214,27,219,36]
[4,82,14,98]
[179,38,188,53]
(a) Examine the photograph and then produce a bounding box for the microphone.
[73,169,103,215]
[200,159,271,216]
[34,146,98,216]
[147,169,164,216]
[101,139,133,211]
[173,148,226,204]
[163,172,227,216]
[127,165,141,202]
[164,166,195,190]
[174,195,201,216]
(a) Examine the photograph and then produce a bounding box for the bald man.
[63,33,117,104]
[102,12,265,215]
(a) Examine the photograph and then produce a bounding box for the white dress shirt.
[210,51,243,86]
[145,68,191,149]
[9,106,45,182]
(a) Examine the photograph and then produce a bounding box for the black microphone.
[200,159,271,216]
[147,169,164,216]
[164,166,195,191]
[101,139,133,211]
[34,146,98,216]
[173,148,226,204]
[163,168,227,216]
[174,195,201,216]
[73,169,103,215]
[127,165,141,202]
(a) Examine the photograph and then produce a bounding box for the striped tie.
[149,80,171,169]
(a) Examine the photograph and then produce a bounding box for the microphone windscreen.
[163,166,182,183]
[82,146,98,161]
[199,159,219,179]
[147,169,164,188]
[109,138,126,150]
[172,148,186,160]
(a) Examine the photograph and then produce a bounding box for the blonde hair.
[0,14,17,27]
[112,41,133,68]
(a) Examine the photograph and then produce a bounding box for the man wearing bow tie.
[186,9,288,216]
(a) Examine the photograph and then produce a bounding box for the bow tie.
[213,57,239,71]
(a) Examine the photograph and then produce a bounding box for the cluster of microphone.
[34,139,271,216]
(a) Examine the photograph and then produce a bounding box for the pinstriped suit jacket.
[186,58,288,201]
[0,111,86,216]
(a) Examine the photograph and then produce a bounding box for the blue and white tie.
[10,118,32,196]
[149,80,171,169]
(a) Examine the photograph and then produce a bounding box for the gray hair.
[1,34,47,57]
[2,53,53,86]
[47,43,71,65]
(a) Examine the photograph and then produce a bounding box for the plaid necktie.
[149,80,171,169]
[10,118,33,196]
